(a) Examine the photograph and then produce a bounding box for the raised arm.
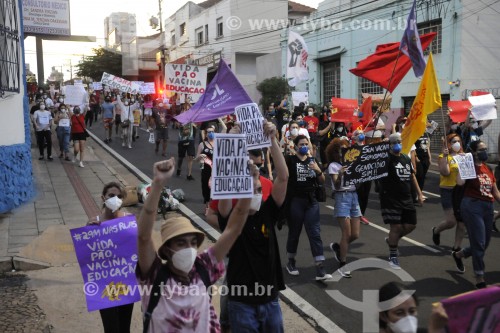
[267,121,289,206]
[137,158,175,274]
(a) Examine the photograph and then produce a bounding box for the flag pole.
[365,50,403,136]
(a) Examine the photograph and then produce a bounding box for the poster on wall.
[23,0,71,36]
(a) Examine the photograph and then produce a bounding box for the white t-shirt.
[328,161,356,191]
[33,110,52,131]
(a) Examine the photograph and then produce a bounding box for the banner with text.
[70,215,140,312]
[211,134,253,200]
[92,82,103,91]
[235,103,270,150]
[342,142,390,186]
[166,64,207,102]
[23,0,71,36]
[64,85,87,106]
[453,153,476,180]
[140,82,156,95]
[441,286,500,333]
[331,98,359,123]
[101,72,141,94]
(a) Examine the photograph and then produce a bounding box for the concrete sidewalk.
[0,134,317,332]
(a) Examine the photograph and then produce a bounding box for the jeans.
[56,126,71,154]
[228,298,283,333]
[286,196,325,261]
[461,197,494,276]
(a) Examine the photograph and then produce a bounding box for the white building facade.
[104,12,137,48]
[282,0,500,155]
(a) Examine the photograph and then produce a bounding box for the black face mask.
[255,163,263,168]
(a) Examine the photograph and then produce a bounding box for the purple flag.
[175,59,253,124]
[400,0,426,77]
[70,215,140,312]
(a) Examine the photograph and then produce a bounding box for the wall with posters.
[0,0,34,213]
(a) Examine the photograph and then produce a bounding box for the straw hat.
[158,217,205,259]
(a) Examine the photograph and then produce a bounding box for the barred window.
[323,60,340,105]
[358,77,384,103]
[418,18,442,55]
[0,0,21,96]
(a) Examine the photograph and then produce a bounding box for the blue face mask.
[477,150,488,161]
[357,134,365,141]
[392,143,402,153]
[299,120,305,127]
[207,132,215,140]
[298,146,309,155]
[358,111,364,118]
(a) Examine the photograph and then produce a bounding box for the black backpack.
[143,261,211,333]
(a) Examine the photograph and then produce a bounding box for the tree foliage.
[256,77,290,109]
[75,47,122,81]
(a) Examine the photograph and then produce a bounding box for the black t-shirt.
[414,133,430,162]
[318,121,333,144]
[379,153,415,210]
[218,196,285,304]
[461,126,484,151]
[285,155,318,196]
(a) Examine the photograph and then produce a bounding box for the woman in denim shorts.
[326,138,361,278]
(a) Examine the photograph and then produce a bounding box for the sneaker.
[104,139,109,143]
[475,282,487,289]
[330,242,341,262]
[286,259,299,276]
[388,257,401,270]
[64,156,70,161]
[337,265,352,278]
[79,161,84,168]
[451,251,465,273]
[187,175,195,181]
[72,158,76,163]
[47,156,53,161]
[38,156,44,160]
[432,227,440,246]
[176,169,181,176]
[128,144,132,149]
[315,263,332,281]
[360,216,370,225]
[122,142,126,147]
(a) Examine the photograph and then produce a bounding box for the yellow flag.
[401,53,442,154]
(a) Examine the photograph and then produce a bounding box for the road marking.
[423,190,441,198]
[366,222,440,253]
[326,205,335,210]
[90,132,335,332]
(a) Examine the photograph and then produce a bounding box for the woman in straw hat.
[137,157,257,332]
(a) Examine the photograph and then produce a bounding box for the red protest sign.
[331,98,358,123]
[447,100,471,123]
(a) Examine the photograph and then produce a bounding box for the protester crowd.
[32,87,500,333]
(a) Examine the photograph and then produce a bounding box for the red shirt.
[71,114,85,134]
[464,163,496,202]
[209,176,273,212]
[303,116,319,133]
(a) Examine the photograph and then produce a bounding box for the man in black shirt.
[218,121,288,332]
[379,133,423,270]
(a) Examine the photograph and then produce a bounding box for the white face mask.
[451,142,461,152]
[471,122,479,130]
[59,98,63,102]
[308,111,313,116]
[249,193,262,211]
[387,315,418,333]
[290,128,299,136]
[124,102,129,106]
[171,247,197,274]
[104,196,122,213]
[40,105,46,110]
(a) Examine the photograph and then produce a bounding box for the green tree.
[256,77,290,109]
[75,47,122,81]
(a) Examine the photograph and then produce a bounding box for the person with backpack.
[136,158,256,333]
[379,133,424,270]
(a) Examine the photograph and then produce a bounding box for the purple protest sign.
[70,215,140,312]
[175,59,253,124]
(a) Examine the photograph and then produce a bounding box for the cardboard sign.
[211,134,253,200]
[468,93,497,120]
[448,100,472,123]
[64,85,87,106]
[453,153,476,180]
[235,103,271,150]
[140,82,156,95]
[101,72,141,94]
[92,82,103,91]
[441,286,500,333]
[342,142,390,186]
[165,64,207,100]
[70,215,140,312]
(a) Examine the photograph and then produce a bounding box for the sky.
[24,0,322,83]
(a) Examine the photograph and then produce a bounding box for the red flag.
[359,96,373,127]
[349,32,437,92]
[447,100,471,123]
[471,90,489,96]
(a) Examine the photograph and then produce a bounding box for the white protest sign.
[92,82,103,90]
[235,103,271,150]
[101,72,141,94]
[453,153,476,180]
[292,91,309,106]
[165,64,207,101]
[140,82,156,95]
[211,134,253,200]
[468,94,497,120]
[64,85,87,106]
[74,79,83,86]
[426,120,439,134]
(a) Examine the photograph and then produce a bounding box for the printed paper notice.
[468,94,497,120]
[211,134,253,200]
[235,103,271,150]
[453,153,476,180]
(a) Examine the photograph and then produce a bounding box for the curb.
[12,257,51,271]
